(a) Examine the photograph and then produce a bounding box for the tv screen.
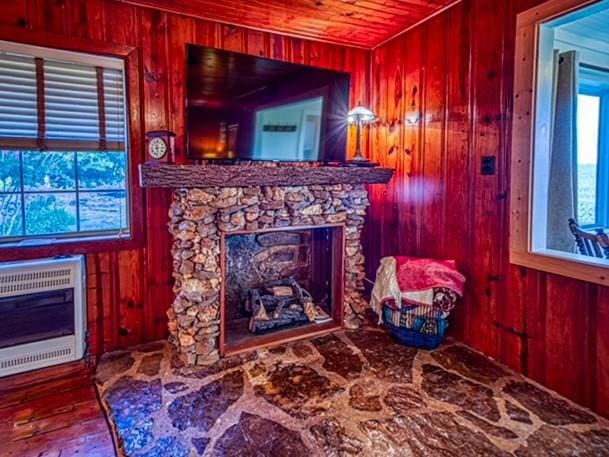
[186,45,350,162]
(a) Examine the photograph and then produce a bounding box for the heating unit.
[0,255,86,377]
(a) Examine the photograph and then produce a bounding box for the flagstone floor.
[95,328,609,457]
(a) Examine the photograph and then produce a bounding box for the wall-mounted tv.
[186,45,351,162]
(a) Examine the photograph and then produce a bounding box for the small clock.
[146,130,176,163]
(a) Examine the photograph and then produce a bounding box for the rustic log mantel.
[139,163,394,188]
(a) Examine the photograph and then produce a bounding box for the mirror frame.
[510,0,609,286]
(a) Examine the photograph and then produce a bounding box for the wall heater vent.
[0,256,85,377]
[0,268,72,295]
[1,346,73,370]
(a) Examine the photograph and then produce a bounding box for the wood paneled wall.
[367,0,609,417]
[0,0,369,361]
[3,0,607,420]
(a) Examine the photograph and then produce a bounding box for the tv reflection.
[252,97,323,161]
[188,96,324,161]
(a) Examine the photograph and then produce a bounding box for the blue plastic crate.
[382,305,449,350]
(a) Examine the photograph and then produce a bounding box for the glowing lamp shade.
[347,102,376,162]
[348,104,377,124]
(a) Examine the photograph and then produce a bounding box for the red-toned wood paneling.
[114,0,457,49]
[0,0,369,361]
[368,0,609,418]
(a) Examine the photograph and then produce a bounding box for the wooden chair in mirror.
[569,219,609,260]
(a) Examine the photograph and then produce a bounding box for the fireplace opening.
[221,224,344,354]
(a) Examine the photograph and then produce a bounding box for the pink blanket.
[394,256,465,296]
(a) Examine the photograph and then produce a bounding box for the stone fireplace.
[140,163,393,365]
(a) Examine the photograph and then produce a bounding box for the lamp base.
[344,159,378,167]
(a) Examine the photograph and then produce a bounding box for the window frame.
[0,26,144,260]
[510,0,609,287]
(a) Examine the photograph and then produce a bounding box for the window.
[577,66,609,229]
[511,0,609,286]
[576,92,600,226]
[0,41,129,244]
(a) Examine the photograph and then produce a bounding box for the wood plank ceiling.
[117,0,456,48]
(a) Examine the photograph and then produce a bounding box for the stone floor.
[95,328,609,456]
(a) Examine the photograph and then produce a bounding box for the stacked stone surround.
[167,184,370,365]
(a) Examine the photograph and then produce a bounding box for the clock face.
[148,137,167,159]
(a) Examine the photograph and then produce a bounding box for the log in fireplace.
[140,163,393,365]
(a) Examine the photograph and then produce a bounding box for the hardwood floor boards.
[0,362,116,457]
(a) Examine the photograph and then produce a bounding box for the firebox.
[220,224,344,355]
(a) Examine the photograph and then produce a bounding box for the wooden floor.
[0,362,116,457]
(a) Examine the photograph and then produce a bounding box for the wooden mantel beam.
[139,163,394,188]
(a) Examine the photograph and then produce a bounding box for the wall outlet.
[481,156,496,175]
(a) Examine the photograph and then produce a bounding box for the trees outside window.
[0,151,128,239]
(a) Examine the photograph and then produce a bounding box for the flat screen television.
[186,45,351,162]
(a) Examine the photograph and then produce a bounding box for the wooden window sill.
[0,234,143,261]
[510,249,609,286]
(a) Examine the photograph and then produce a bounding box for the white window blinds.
[0,45,126,151]
[0,53,38,139]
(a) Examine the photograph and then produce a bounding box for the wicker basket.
[382,305,449,350]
